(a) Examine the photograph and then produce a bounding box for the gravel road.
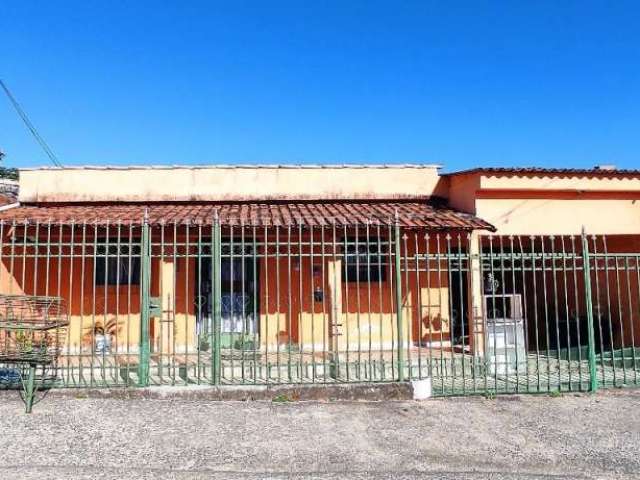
[0,389,638,479]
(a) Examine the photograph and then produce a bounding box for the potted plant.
[94,325,111,354]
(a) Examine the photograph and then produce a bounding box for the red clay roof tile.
[0,201,495,231]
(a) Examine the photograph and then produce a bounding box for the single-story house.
[0,164,638,392]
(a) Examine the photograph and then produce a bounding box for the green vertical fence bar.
[212,214,222,385]
[12,211,640,392]
[581,228,598,392]
[393,214,405,382]
[24,363,37,414]
[138,213,151,386]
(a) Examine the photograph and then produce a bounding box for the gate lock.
[148,296,162,317]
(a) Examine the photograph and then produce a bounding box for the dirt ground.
[0,388,638,480]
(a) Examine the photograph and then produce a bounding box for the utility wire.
[0,79,63,167]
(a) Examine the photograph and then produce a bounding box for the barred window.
[95,242,141,286]
[343,237,387,283]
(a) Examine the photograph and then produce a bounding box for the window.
[343,237,387,283]
[95,241,141,286]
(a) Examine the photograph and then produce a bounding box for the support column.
[394,221,405,382]
[159,259,175,355]
[327,258,342,371]
[468,231,485,357]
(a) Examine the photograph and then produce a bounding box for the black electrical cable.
[0,79,62,167]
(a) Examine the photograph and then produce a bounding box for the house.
[0,164,638,393]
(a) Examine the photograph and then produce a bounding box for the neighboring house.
[0,178,19,207]
[0,164,638,393]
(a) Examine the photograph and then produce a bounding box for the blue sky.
[1,1,639,171]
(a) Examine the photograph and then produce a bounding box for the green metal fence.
[1,217,639,396]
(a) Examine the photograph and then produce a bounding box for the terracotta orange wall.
[591,236,640,349]
[485,235,640,351]
[459,172,640,352]
[0,227,460,353]
[256,230,459,351]
[447,174,480,214]
[0,253,147,352]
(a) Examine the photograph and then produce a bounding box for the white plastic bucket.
[412,378,432,400]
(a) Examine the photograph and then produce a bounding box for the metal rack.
[0,295,68,412]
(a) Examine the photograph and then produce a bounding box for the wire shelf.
[0,295,68,365]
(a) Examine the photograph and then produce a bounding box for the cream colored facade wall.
[19,166,443,202]
[476,198,640,235]
[449,173,640,236]
[479,174,640,192]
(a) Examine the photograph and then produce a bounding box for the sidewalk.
[0,388,638,479]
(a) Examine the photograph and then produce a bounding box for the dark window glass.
[343,237,387,283]
[95,241,141,286]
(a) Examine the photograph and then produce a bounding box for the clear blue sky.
[1,1,639,171]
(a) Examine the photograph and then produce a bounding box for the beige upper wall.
[18,165,445,202]
[477,198,640,235]
[479,173,640,191]
[17,166,640,235]
[451,172,640,235]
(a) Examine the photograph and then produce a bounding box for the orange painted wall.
[483,235,640,352]
[0,226,459,353]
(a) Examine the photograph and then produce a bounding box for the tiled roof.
[0,179,18,205]
[443,167,640,177]
[0,193,16,207]
[0,201,495,230]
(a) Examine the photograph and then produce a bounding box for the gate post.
[211,213,222,385]
[581,227,598,392]
[468,231,485,358]
[138,211,151,387]
[393,214,405,382]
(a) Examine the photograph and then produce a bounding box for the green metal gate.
[1,216,639,395]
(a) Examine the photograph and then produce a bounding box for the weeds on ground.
[272,393,293,403]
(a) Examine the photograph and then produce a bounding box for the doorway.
[196,249,259,350]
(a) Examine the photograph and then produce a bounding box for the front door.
[196,252,259,351]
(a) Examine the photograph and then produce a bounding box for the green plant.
[199,338,211,352]
[484,391,497,400]
[272,393,292,403]
[14,330,48,356]
[234,337,257,351]
[15,330,33,353]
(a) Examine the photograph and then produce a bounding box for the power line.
[0,79,63,167]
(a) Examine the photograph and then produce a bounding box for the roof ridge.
[21,197,439,207]
[20,163,442,171]
[443,167,640,177]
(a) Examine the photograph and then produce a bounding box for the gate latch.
[149,296,162,317]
